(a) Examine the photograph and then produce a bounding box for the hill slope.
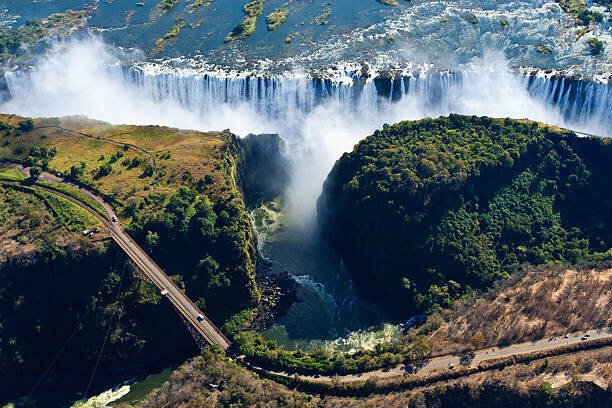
[317,115,612,314]
[0,114,278,401]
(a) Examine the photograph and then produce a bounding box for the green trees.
[232,329,431,375]
[225,0,264,42]
[28,166,41,181]
[97,162,112,177]
[17,119,34,132]
[587,37,604,55]
[69,163,84,179]
[129,183,257,320]
[145,230,159,250]
[318,115,611,314]
[266,8,289,31]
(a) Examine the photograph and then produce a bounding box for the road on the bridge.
[9,166,231,350]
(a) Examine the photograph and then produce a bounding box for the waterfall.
[2,63,610,136]
[78,65,608,135]
[522,74,611,133]
[109,65,464,117]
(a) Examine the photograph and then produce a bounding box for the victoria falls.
[0,1,610,407]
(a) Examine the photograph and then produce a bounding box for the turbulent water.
[1,0,610,74]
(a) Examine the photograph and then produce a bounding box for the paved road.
[253,328,612,384]
[5,167,231,350]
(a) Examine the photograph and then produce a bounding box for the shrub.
[17,119,34,132]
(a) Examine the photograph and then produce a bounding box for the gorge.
[0,0,610,406]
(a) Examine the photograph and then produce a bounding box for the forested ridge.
[317,115,612,313]
[0,117,288,402]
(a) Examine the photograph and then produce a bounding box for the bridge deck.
[30,178,231,350]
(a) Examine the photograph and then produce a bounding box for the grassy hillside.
[429,264,612,356]
[317,115,612,314]
[0,114,259,318]
[0,114,263,401]
[0,182,103,260]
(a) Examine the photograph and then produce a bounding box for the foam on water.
[71,385,130,408]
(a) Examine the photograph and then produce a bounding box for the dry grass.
[324,347,611,407]
[0,114,233,212]
[131,348,320,408]
[429,266,612,355]
[0,184,105,260]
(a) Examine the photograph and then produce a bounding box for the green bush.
[587,37,604,55]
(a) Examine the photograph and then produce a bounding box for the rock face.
[317,115,612,315]
[238,133,290,207]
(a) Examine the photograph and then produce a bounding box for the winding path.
[249,328,612,385]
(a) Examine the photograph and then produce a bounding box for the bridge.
[5,167,231,350]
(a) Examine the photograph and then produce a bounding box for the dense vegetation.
[0,115,262,321]
[266,9,289,31]
[0,181,196,400]
[318,115,611,314]
[0,116,291,401]
[0,244,196,401]
[232,329,430,375]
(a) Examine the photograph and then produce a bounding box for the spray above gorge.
[0,1,610,406]
[3,37,610,229]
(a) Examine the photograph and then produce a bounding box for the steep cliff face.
[0,116,286,401]
[236,133,290,207]
[317,115,612,315]
[0,246,196,400]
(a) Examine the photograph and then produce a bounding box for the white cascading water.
[522,74,611,131]
[1,39,610,229]
[96,65,611,135]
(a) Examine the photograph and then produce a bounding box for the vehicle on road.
[197,314,205,322]
[111,215,117,222]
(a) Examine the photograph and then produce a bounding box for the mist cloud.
[0,38,600,232]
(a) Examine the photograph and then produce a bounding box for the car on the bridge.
[197,314,205,322]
